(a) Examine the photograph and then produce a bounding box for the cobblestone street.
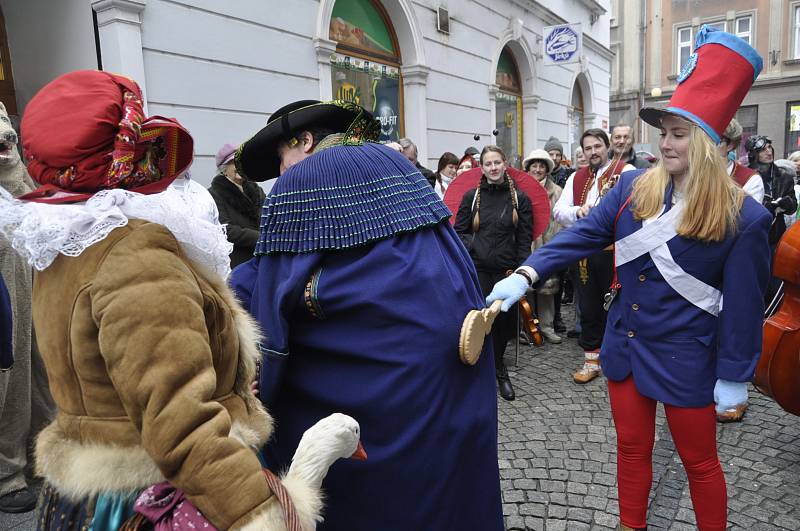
[3,310,799,531]
[499,306,800,531]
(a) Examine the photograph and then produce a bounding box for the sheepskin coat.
[32,220,277,530]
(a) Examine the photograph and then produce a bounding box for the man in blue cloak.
[230,100,503,530]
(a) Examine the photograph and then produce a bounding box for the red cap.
[20,70,193,203]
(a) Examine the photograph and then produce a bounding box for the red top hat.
[640,26,763,143]
[19,70,193,204]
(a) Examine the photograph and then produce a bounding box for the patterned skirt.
[36,483,144,531]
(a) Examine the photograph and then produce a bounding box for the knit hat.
[543,137,563,155]
[20,70,193,204]
[464,146,479,156]
[522,149,555,174]
[723,119,743,143]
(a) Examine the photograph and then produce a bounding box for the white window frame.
[704,20,727,32]
[793,3,800,59]
[734,15,753,45]
[676,26,693,75]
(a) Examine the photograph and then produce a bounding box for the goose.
[242,413,366,531]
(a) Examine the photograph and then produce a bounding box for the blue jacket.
[526,170,771,407]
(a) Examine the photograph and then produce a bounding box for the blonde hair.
[789,150,800,163]
[630,126,743,242]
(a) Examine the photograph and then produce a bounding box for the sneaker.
[572,361,601,384]
[541,328,562,344]
[0,487,36,513]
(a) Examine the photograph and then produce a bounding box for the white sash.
[614,201,723,316]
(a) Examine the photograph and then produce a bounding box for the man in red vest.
[719,118,764,203]
[553,129,635,383]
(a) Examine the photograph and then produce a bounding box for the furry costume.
[0,101,54,501]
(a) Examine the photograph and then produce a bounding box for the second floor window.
[677,27,692,74]
[735,15,752,45]
[794,5,800,59]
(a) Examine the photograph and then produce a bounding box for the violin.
[506,270,543,346]
[753,222,800,416]
[519,296,544,346]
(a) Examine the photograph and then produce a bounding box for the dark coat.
[454,176,533,273]
[0,275,11,369]
[208,174,266,267]
[752,163,797,244]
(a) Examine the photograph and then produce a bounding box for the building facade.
[611,0,800,160]
[0,0,613,186]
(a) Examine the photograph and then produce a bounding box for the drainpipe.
[638,0,647,142]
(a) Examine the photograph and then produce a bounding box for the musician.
[553,129,634,383]
[486,26,769,530]
[454,145,533,401]
[719,118,764,203]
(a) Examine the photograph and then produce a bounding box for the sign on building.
[543,24,582,66]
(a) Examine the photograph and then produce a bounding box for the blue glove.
[713,379,748,413]
[485,273,529,312]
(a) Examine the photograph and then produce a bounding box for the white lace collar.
[0,186,233,278]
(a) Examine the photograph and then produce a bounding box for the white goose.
[241,413,366,531]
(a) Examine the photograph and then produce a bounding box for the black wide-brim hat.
[235,100,380,182]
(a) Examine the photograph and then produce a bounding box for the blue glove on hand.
[485,273,529,312]
[713,379,748,413]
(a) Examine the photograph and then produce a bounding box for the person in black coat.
[208,143,267,268]
[746,135,798,304]
[454,145,533,402]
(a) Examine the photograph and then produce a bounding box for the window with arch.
[495,47,523,168]
[328,0,403,141]
[570,82,585,154]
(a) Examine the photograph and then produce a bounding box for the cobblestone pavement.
[499,306,800,531]
[3,309,799,531]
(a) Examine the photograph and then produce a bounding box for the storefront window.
[495,47,523,169]
[0,7,16,115]
[787,101,800,157]
[329,0,402,142]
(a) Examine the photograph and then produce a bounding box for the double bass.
[753,221,800,416]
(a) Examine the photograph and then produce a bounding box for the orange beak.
[350,440,367,461]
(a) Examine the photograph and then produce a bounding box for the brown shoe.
[572,359,601,384]
[716,403,748,423]
[617,524,647,531]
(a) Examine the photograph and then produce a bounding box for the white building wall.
[2,0,97,117]
[2,0,611,187]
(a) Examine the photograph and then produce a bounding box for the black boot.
[496,362,515,401]
[553,315,566,334]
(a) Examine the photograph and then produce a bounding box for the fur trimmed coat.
[32,220,286,529]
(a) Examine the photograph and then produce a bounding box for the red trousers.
[608,377,727,530]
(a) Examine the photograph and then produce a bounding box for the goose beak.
[350,440,367,461]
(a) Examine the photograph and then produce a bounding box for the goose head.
[287,413,366,488]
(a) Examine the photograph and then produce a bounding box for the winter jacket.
[32,220,277,530]
[551,165,574,188]
[454,176,533,273]
[208,175,266,267]
[753,163,797,244]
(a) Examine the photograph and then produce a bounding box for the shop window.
[0,7,16,115]
[706,20,726,32]
[735,105,758,161]
[495,47,523,168]
[329,0,402,142]
[676,26,692,75]
[787,101,800,157]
